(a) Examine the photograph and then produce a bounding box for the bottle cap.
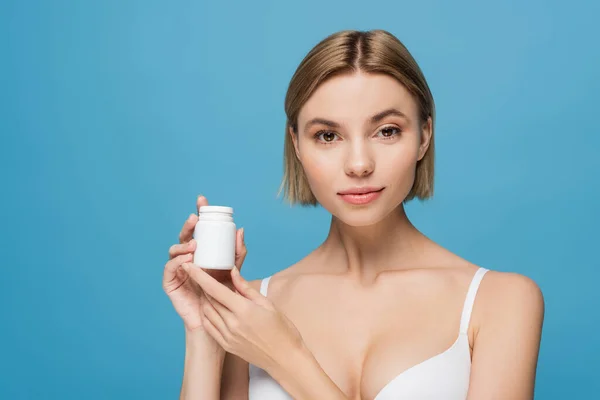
[199,205,233,215]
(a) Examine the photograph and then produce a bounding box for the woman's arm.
[467,272,545,399]
[180,330,226,400]
[217,336,347,400]
[183,268,349,400]
[220,352,249,400]
[266,341,348,400]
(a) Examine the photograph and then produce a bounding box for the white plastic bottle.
[193,205,236,270]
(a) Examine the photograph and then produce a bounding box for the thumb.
[231,266,269,306]
[234,228,247,270]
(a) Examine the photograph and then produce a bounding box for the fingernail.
[181,263,189,271]
[241,227,245,243]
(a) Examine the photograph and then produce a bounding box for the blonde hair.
[279,29,435,206]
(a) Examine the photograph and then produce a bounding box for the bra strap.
[260,276,272,297]
[459,268,489,334]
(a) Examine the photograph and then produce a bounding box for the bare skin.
[179,71,544,399]
[237,227,544,399]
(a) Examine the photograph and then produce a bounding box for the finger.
[205,294,235,326]
[169,239,196,259]
[178,195,208,244]
[202,314,228,350]
[234,228,247,270]
[178,213,198,244]
[163,253,193,286]
[202,299,229,339]
[182,263,244,312]
[196,194,209,214]
[231,266,270,306]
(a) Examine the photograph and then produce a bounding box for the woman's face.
[291,72,432,227]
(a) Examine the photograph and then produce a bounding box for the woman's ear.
[417,116,433,161]
[289,125,301,160]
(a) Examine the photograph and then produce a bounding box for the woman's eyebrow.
[370,108,408,124]
[303,118,340,132]
[303,108,408,133]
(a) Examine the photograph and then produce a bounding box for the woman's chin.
[318,191,406,228]
[330,206,390,228]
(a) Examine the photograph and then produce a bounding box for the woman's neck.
[318,204,429,279]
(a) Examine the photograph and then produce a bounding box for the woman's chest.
[272,281,466,399]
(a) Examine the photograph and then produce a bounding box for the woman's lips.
[338,188,385,205]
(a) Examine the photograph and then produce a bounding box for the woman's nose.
[344,142,374,178]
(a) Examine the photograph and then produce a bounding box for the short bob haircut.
[279,29,436,206]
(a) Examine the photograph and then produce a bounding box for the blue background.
[1,0,598,398]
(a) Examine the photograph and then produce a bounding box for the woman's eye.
[316,131,338,143]
[378,127,401,138]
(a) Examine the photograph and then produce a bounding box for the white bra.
[248,267,489,399]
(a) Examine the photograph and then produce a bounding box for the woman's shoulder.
[476,269,544,308]
[471,268,545,338]
[411,246,544,308]
[441,262,543,296]
[426,262,544,343]
[245,260,306,295]
[478,269,544,311]
[247,256,318,299]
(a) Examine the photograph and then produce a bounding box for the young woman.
[163,29,544,400]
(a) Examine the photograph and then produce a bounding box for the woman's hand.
[163,195,248,334]
[181,261,305,373]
